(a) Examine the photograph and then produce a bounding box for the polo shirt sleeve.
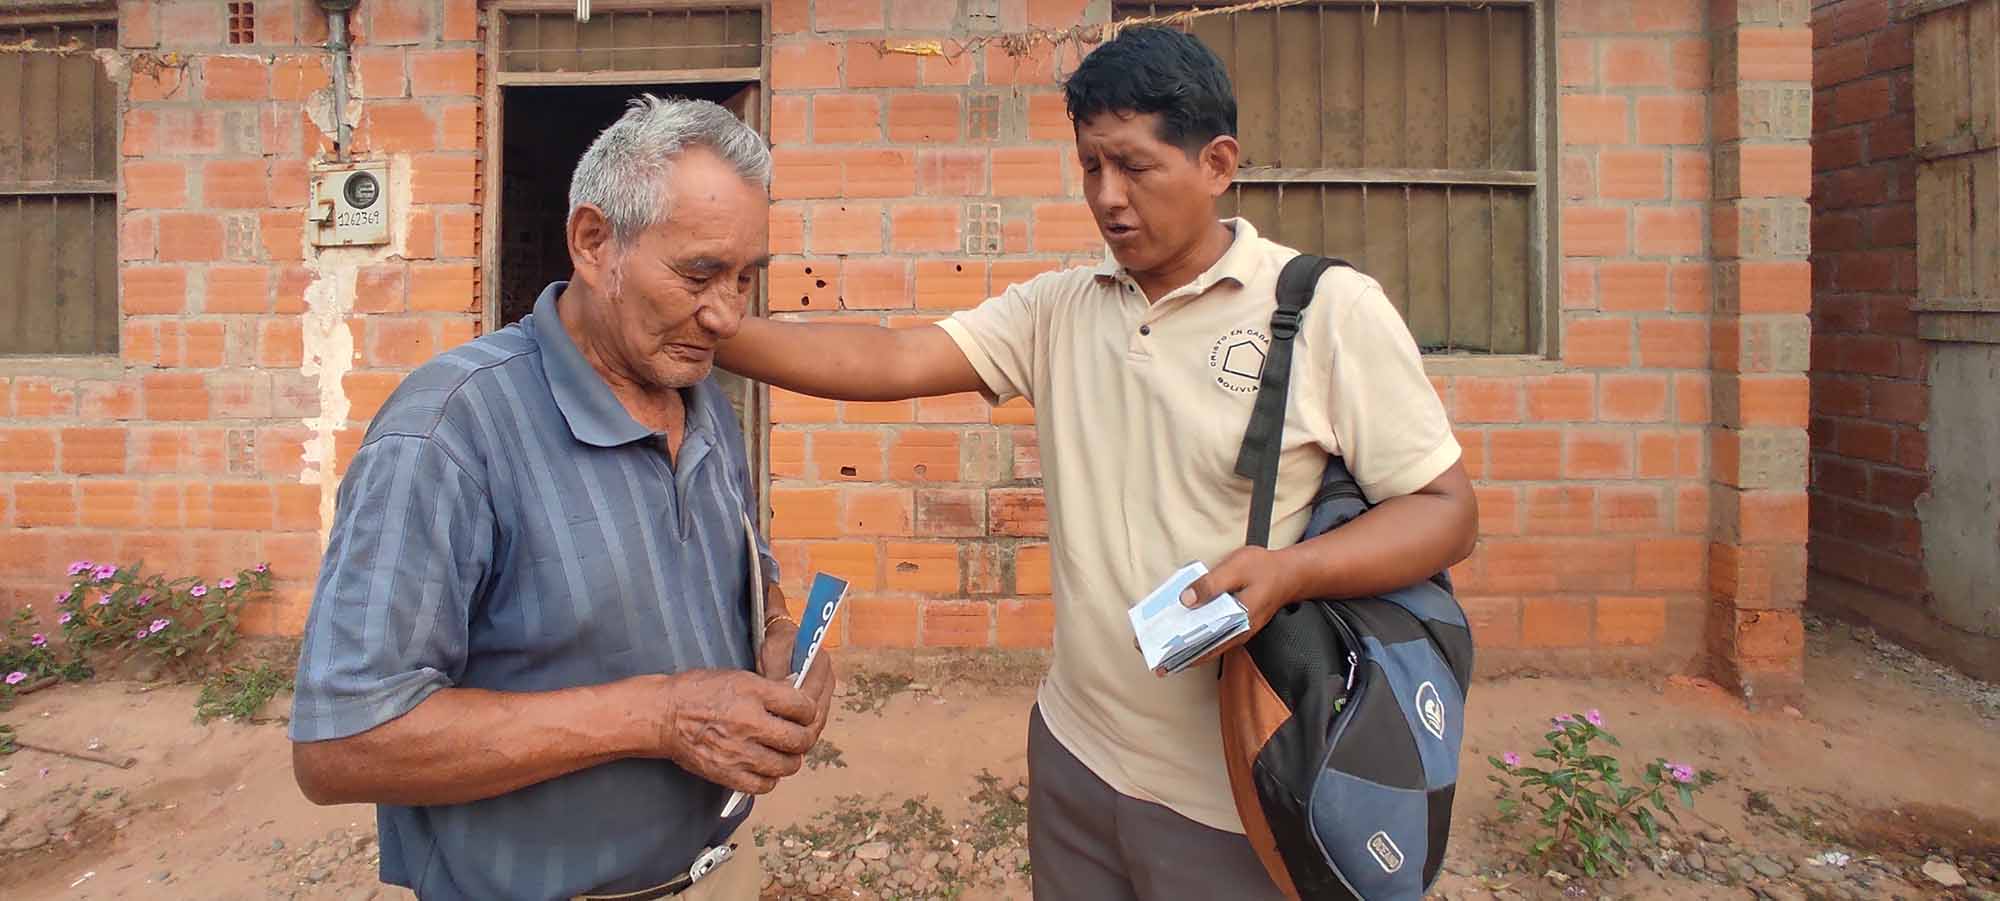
[289,433,496,743]
[1323,275,1463,504]
[935,274,1049,407]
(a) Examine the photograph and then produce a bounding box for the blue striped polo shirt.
[289,281,776,900]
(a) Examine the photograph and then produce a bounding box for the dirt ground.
[1,616,1996,900]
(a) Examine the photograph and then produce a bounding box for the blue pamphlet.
[720,572,850,818]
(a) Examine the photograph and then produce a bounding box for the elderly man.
[288,96,831,901]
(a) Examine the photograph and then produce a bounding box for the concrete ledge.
[1809,571,2000,681]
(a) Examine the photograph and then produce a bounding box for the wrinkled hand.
[648,669,818,795]
[1151,546,1304,675]
[758,613,836,743]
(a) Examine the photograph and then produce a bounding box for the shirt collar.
[530,282,711,448]
[1091,217,1266,296]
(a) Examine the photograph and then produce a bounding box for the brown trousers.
[1026,706,1286,901]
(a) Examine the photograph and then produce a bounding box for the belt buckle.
[687,843,734,885]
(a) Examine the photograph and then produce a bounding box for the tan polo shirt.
[937,218,1461,833]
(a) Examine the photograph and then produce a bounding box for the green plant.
[55,559,272,671]
[196,662,293,724]
[1487,710,1719,878]
[0,605,89,704]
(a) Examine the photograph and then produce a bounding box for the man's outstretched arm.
[716,317,988,402]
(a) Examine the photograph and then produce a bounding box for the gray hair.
[567,94,772,244]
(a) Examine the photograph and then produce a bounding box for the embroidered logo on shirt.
[1207,328,1268,394]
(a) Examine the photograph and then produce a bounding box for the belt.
[571,843,736,901]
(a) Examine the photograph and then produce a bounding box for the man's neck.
[556,283,687,437]
[1132,220,1235,303]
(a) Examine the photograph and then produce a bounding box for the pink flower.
[92,564,117,582]
[218,577,237,591]
[1669,764,1695,785]
[149,619,170,634]
[97,594,111,606]
[4,672,25,686]
[55,591,71,605]
[29,633,46,648]
[1552,715,1574,728]
[135,628,150,641]
[57,612,72,625]
[1503,751,1521,767]
[190,584,207,598]
[1585,709,1604,726]
[135,594,151,607]
[254,562,269,573]
[67,560,92,576]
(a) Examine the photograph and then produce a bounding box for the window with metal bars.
[0,14,119,356]
[1114,1,1551,355]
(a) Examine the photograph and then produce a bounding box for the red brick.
[1596,595,1666,646]
[441,0,478,41]
[771,388,839,424]
[1562,207,1629,258]
[124,160,188,209]
[1674,151,1711,201]
[1671,263,1711,313]
[410,49,477,96]
[811,203,883,254]
[891,204,960,252]
[807,541,881,591]
[356,48,409,99]
[992,147,1065,196]
[1526,374,1594,422]
[1564,317,1633,368]
[1028,92,1071,140]
[771,96,808,147]
[121,267,188,315]
[815,0,883,30]
[1738,260,1811,313]
[143,373,210,421]
[887,94,959,142]
[1670,38,1708,90]
[156,212,225,262]
[1737,145,1812,198]
[1636,207,1704,256]
[917,149,988,196]
[771,487,841,538]
[1032,203,1099,253]
[0,429,58,472]
[15,481,77,528]
[77,480,141,529]
[210,483,276,530]
[888,543,961,594]
[78,381,139,421]
[1560,38,1596,87]
[203,160,270,209]
[411,154,478,204]
[845,41,919,88]
[439,102,478,151]
[889,430,959,481]
[1561,95,1629,144]
[260,210,306,261]
[814,94,881,143]
[411,263,477,312]
[355,265,409,314]
[1598,262,1669,312]
[1599,150,1666,200]
[1015,544,1052,595]
[203,56,268,100]
[773,149,843,199]
[845,487,913,536]
[1739,491,1808,543]
[1601,373,1670,422]
[985,43,1055,86]
[367,318,438,368]
[916,260,988,310]
[1525,486,1594,536]
[1568,429,1637,479]
[923,52,977,87]
[359,101,438,153]
[811,431,885,481]
[848,596,917,647]
[997,599,1055,648]
[1738,375,1809,427]
[844,148,919,197]
[1603,38,1668,86]
[59,427,128,475]
[1521,596,1593,647]
[1487,429,1563,481]
[1454,378,1522,423]
[916,391,988,423]
[1641,319,1708,371]
[844,258,911,310]
[772,42,840,90]
[369,1,433,44]
[1736,28,1812,82]
[1636,95,1704,145]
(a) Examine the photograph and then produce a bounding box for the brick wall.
[762,0,1752,670]
[0,0,1818,683]
[0,0,484,631]
[1805,1,1928,619]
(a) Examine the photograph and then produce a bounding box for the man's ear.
[1200,135,1240,198]
[567,204,618,293]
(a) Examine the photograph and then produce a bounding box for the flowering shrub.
[54,559,273,671]
[1487,709,1718,877]
[0,604,90,702]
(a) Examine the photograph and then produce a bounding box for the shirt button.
[1138,324,1151,336]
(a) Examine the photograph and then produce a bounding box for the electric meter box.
[309,162,391,247]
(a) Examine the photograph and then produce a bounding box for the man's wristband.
[765,613,799,631]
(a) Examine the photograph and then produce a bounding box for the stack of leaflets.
[1128,561,1251,674]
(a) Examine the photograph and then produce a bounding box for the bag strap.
[1235,254,1348,549]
